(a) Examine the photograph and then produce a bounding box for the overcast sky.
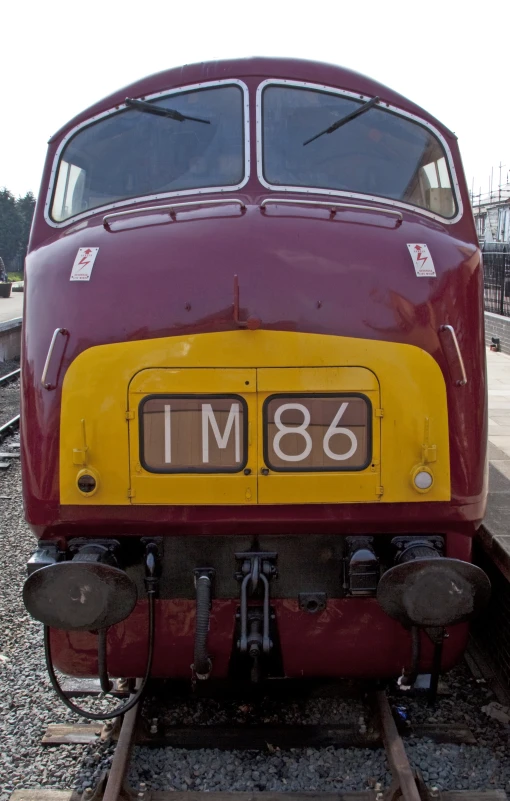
[2,0,509,201]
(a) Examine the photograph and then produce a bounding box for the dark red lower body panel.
[48,532,472,680]
[50,598,468,680]
[30,498,487,541]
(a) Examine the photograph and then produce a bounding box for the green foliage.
[0,188,36,273]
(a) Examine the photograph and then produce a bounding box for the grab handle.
[438,325,467,387]
[41,328,69,390]
[103,199,246,230]
[260,198,403,226]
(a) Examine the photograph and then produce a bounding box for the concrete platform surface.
[0,290,23,323]
[481,348,510,579]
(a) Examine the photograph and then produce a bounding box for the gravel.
[128,744,389,793]
[0,434,116,801]
[387,668,510,793]
[1,443,510,797]
[126,669,510,795]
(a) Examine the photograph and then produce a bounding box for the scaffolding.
[469,163,510,211]
[469,164,510,245]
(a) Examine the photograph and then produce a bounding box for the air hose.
[44,543,160,721]
[193,573,212,679]
[97,628,113,694]
[43,591,155,720]
[398,625,421,689]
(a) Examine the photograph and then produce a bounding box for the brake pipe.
[43,544,159,721]
[193,569,214,679]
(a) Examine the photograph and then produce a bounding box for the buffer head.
[376,557,490,628]
[23,561,137,631]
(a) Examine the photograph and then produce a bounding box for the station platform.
[480,348,510,580]
[471,350,510,696]
[0,289,23,323]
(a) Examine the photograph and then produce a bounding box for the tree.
[0,189,20,270]
[16,192,36,266]
[0,188,36,273]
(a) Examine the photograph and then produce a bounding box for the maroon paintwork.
[50,602,469,679]
[22,58,486,678]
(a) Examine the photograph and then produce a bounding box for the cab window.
[51,84,245,222]
[261,84,456,219]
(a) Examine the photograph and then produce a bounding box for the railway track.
[0,368,21,385]
[9,684,507,801]
[0,366,20,443]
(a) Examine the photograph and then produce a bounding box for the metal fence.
[483,246,510,317]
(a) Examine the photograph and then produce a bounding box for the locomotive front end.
[21,58,489,697]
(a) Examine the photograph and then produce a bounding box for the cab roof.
[49,57,454,144]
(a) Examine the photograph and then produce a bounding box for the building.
[471,183,510,246]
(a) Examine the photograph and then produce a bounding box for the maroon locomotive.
[21,58,489,714]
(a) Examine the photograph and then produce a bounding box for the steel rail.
[75,690,503,801]
[10,687,509,801]
[0,414,20,443]
[0,369,20,443]
[0,367,20,386]
[102,682,142,801]
[375,690,422,801]
[94,688,441,801]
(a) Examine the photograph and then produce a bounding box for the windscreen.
[51,84,245,222]
[262,85,456,218]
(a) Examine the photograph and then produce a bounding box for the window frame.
[138,393,249,474]
[256,78,463,225]
[44,79,251,228]
[262,392,373,473]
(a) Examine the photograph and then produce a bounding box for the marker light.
[76,469,99,496]
[78,474,96,493]
[413,469,433,491]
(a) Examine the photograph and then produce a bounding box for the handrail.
[260,197,403,225]
[438,325,467,387]
[41,328,68,390]
[103,199,246,230]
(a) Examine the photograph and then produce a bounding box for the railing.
[483,247,510,317]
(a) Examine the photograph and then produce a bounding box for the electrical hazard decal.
[70,247,99,281]
[407,244,436,277]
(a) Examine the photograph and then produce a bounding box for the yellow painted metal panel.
[130,368,257,395]
[258,472,380,504]
[130,475,257,505]
[59,330,450,506]
[128,374,257,505]
[256,377,380,504]
[257,367,378,392]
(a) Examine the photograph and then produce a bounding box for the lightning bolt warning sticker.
[70,247,99,281]
[407,243,436,277]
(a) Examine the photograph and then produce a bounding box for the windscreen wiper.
[303,95,380,146]
[125,97,210,125]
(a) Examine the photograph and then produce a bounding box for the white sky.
[2,0,509,201]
